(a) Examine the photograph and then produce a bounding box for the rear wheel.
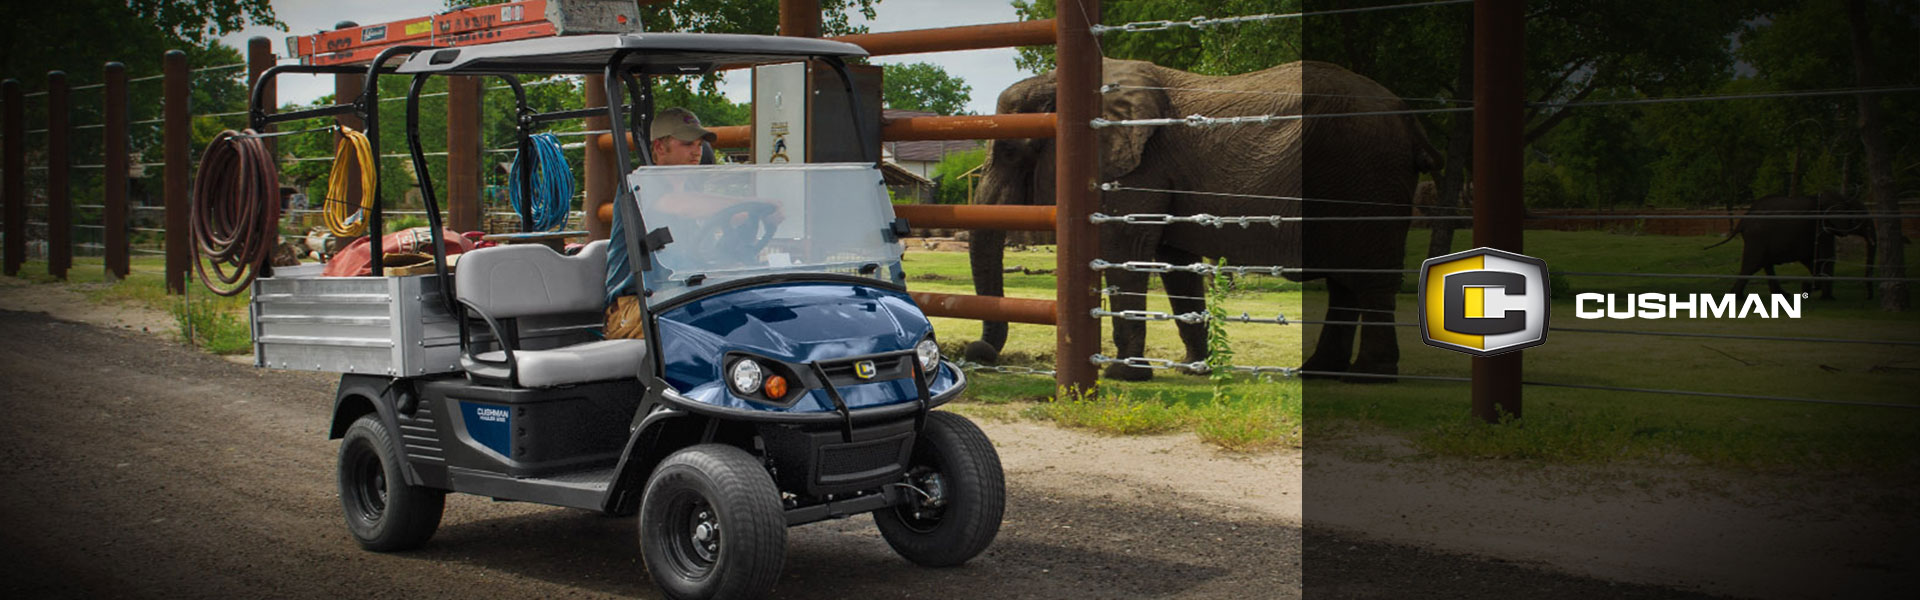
[338,414,444,551]
[639,444,786,600]
[875,412,1005,567]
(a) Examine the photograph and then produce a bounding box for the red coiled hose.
[191,130,281,295]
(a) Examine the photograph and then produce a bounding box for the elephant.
[1706,192,1877,299]
[963,58,1439,381]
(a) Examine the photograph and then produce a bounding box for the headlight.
[915,338,940,373]
[728,359,764,395]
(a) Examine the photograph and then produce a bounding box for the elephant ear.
[1096,66,1169,181]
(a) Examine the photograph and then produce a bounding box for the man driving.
[603,107,715,339]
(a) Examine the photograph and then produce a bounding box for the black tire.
[639,444,787,600]
[337,413,444,551]
[874,412,1006,567]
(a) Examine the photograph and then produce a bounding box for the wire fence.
[1088,0,1474,34]
[0,59,571,272]
[901,0,1919,414]
[6,22,1918,414]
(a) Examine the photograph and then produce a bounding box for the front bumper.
[654,358,966,426]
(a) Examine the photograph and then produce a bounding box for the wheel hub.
[688,508,720,560]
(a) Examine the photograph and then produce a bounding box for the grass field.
[1306,228,1920,473]
[12,227,1917,465]
[902,247,1301,451]
[14,257,254,354]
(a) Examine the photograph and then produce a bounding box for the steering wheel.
[689,201,780,266]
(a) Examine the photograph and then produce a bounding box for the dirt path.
[0,307,1300,599]
[1305,437,1920,599]
[0,278,1765,599]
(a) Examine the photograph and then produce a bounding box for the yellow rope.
[324,126,375,237]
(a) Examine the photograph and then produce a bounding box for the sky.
[216,0,1029,116]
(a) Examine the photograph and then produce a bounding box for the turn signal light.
[764,375,788,399]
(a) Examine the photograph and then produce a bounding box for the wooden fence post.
[163,50,189,294]
[1053,0,1101,396]
[1472,0,1524,422]
[779,0,821,37]
[583,74,612,241]
[47,71,70,279]
[2,79,21,277]
[103,63,128,282]
[248,37,276,156]
[447,76,481,232]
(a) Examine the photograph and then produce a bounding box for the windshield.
[630,163,906,305]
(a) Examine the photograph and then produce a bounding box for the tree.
[0,0,275,234]
[1,0,278,89]
[358,0,866,216]
[1846,0,1909,311]
[883,62,972,115]
[931,147,986,204]
[1012,0,1302,76]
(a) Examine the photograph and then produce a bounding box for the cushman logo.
[1418,248,1551,357]
[1574,293,1802,319]
[853,360,877,380]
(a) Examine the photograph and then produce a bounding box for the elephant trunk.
[964,155,1029,364]
[967,228,1013,361]
[966,228,1010,363]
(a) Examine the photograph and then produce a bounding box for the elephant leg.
[1101,267,1155,381]
[1802,259,1830,300]
[1302,280,1358,376]
[1816,256,1837,300]
[1345,278,1402,383]
[1815,235,1837,300]
[1865,242,1877,300]
[1732,244,1764,296]
[1730,259,1755,295]
[1763,264,1785,296]
[1157,246,1211,373]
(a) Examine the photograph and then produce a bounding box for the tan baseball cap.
[651,107,717,143]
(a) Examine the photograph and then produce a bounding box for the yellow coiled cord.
[324,125,376,237]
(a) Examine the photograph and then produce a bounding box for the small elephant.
[1706,192,1876,299]
[964,58,1438,381]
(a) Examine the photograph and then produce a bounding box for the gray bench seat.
[455,240,646,388]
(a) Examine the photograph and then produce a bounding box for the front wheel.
[874,412,1006,567]
[639,444,787,600]
[338,414,444,551]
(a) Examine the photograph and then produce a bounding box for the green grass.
[170,294,254,354]
[16,256,255,354]
[904,245,1301,451]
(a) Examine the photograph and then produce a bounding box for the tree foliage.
[1,0,278,84]
[267,0,878,215]
[882,62,972,115]
[930,147,985,205]
[1004,0,1916,210]
[1,0,274,226]
[1012,0,1301,76]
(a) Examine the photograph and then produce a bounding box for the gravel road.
[0,307,1730,599]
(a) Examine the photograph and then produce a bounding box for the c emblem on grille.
[853,360,877,380]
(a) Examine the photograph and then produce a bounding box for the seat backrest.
[456,240,609,319]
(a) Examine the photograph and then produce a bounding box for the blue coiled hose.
[507,133,573,231]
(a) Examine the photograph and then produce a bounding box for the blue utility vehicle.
[246,33,1002,600]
